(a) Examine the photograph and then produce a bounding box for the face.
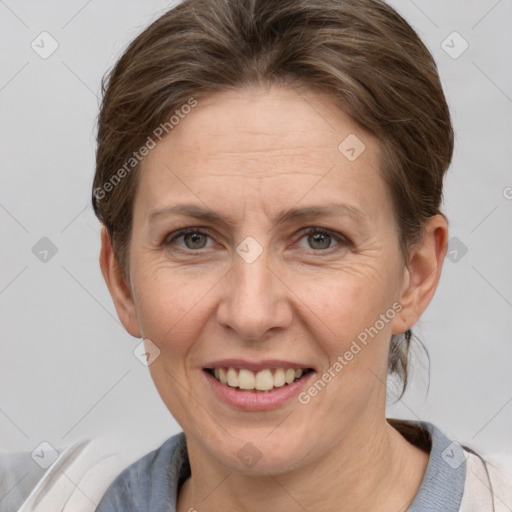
[116,84,415,474]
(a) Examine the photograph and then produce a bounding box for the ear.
[99,226,141,338]
[391,214,448,334]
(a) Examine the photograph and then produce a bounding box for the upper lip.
[203,359,315,372]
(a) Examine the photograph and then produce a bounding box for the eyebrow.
[148,202,366,227]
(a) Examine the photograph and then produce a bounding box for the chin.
[200,423,318,476]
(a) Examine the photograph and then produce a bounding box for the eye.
[165,228,213,250]
[164,227,349,253]
[296,227,347,251]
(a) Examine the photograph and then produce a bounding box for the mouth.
[204,366,314,392]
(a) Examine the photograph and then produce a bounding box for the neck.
[177,412,429,512]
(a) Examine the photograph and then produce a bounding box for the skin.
[100,84,448,511]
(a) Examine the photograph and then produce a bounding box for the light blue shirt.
[95,419,467,511]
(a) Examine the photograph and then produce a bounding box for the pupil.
[185,232,206,249]
[310,232,330,249]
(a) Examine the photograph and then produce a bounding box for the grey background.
[1,0,511,462]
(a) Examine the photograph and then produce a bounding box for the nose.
[216,247,293,342]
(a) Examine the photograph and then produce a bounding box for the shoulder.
[95,432,188,512]
[459,448,512,512]
[390,418,512,512]
[395,417,512,512]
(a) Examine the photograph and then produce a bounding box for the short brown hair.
[92,0,453,397]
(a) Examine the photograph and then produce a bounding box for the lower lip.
[203,370,315,411]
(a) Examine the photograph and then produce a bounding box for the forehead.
[134,84,391,224]
[148,85,379,173]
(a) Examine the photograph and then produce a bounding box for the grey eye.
[183,232,208,249]
[307,231,333,250]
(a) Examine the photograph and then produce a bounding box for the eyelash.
[164,227,350,253]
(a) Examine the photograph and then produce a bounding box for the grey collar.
[158,419,466,511]
[389,418,466,511]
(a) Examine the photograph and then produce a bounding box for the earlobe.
[99,227,142,338]
[391,215,449,334]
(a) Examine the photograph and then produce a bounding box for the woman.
[92,0,511,510]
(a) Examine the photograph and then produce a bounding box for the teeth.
[227,367,238,387]
[273,368,285,387]
[285,368,296,384]
[238,369,255,390]
[211,367,308,391]
[254,369,274,391]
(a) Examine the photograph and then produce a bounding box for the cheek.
[296,267,401,398]
[132,266,222,424]
[299,265,398,342]
[131,263,218,356]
